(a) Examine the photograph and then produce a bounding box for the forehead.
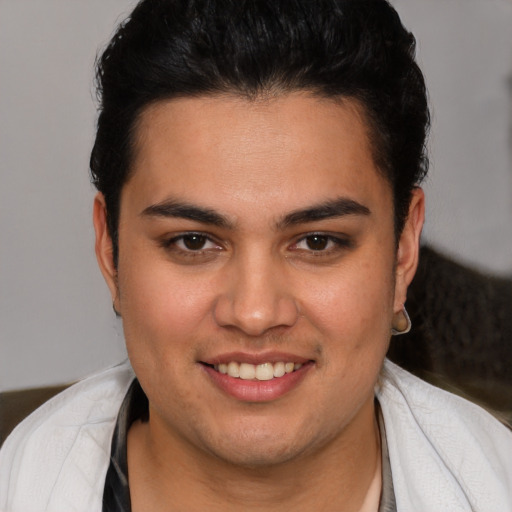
[125,93,391,220]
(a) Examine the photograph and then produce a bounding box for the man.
[1,1,511,511]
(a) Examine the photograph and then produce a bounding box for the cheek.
[118,265,215,410]
[307,262,394,402]
[116,255,216,355]
[301,258,395,339]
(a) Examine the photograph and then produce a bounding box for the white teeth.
[255,363,274,381]
[214,360,305,380]
[239,363,256,380]
[273,361,285,378]
[227,361,240,378]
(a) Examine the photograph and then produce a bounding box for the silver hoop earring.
[391,307,411,335]
[113,303,121,318]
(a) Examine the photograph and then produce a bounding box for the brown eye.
[305,235,329,251]
[182,234,208,250]
[290,233,352,259]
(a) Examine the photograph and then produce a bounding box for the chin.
[197,420,319,469]
[212,440,305,469]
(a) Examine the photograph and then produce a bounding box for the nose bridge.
[214,246,299,335]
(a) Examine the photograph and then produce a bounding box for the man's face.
[95,93,422,467]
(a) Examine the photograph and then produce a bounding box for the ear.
[393,187,425,312]
[93,192,120,312]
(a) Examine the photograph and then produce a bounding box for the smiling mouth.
[206,361,305,381]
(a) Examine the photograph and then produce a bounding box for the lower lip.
[201,363,313,402]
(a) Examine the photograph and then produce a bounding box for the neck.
[128,398,381,512]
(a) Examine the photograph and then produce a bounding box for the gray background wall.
[1,0,511,392]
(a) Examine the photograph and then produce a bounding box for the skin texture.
[94,93,424,511]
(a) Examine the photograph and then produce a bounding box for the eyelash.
[160,232,223,257]
[290,233,353,256]
[160,231,352,259]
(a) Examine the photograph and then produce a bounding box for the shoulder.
[0,360,135,512]
[378,359,512,512]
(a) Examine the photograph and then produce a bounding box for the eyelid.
[291,232,351,245]
[160,231,224,251]
[288,232,353,254]
[158,231,352,255]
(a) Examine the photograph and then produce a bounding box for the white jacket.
[1,359,511,511]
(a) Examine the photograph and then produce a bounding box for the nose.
[213,253,300,336]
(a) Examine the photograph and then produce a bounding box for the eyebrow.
[276,197,371,229]
[141,200,234,228]
[141,196,370,230]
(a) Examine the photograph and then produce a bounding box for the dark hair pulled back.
[90,0,430,265]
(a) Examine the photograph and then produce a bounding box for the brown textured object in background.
[388,245,512,425]
[0,384,71,446]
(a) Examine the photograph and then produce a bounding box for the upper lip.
[201,351,313,366]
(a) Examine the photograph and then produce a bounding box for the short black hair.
[90,0,430,266]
